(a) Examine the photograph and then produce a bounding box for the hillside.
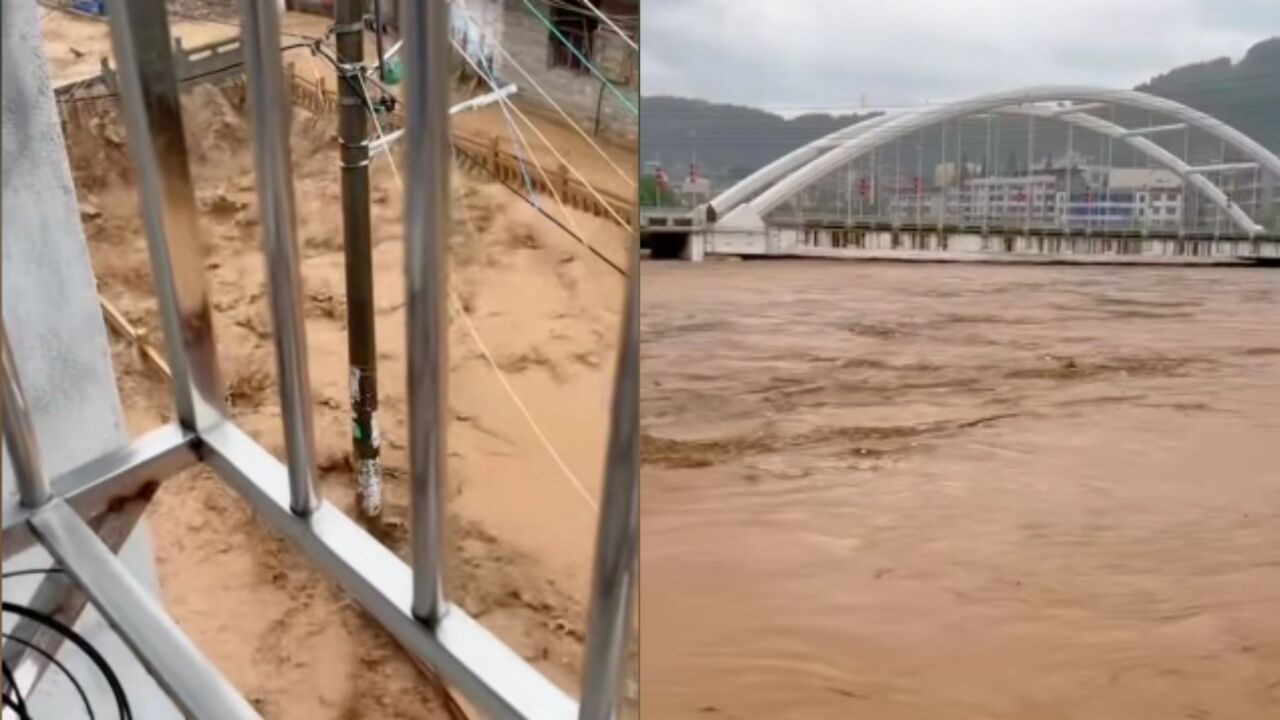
[1137,36,1280,155]
[639,96,877,185]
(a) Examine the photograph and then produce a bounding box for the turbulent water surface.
[640,260,1280,719]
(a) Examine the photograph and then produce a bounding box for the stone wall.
[493,0,637,143]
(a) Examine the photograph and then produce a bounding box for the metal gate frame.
[1,1,637,718]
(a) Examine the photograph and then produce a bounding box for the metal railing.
[2,1,637,717]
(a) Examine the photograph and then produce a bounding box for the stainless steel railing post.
[236,0,320,515]
[403,0,451,623]
[1,320,52,509]
[578,266,640,720]
[105,0,224,432]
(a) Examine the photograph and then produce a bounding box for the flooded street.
[640,260,1280,719]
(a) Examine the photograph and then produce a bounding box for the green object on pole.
[382,56,403,85]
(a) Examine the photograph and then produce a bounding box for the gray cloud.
[641,0,1279,112]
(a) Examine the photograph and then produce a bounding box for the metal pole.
[846,162,852,226]
[940,119,947,231]
[578,251,639,720]
[1253,166,1261,232]
[1215,137,1225,238]
[869,148,877,217]
[986,114,994,228]
[1026,112,1033,229]
[860,155,866,218]
[1,321,51,508]
[105,0,223,433]
[1105,106,1114,233]
[238,0,320,517]
[915,134,922,229]
[1183,126,1190,235]
[954,116,962,226]
[1066,122,1074,230]
[894,138,901,226]
[337,0,384,518]
[404,0,450,624]
[991,115,999,227]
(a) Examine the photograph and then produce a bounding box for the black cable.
[3,693,32,720]
[3,634,95,720]
[2,568,66,580]
[2,603,132,720]
[453,144,628,276]
[3,660,32,720]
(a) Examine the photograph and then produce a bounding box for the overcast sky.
[641,0,1280,114]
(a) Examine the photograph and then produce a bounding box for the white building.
[883,166,1187,230]
[962,174,1060,225]
[1058,168,1183,230]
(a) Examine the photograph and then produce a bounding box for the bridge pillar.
[681,232,705,262]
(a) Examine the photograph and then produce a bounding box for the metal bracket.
[331,20,365,35]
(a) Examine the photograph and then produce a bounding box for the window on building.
[548,0,600,73]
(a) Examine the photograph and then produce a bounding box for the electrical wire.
[569,0,637,50]
[1,568,66,580]
[362,90,604,513]
[455,143,626,275]
[2,603,132,720]
[471,54,541,207]
[3,661,32,720]
[49,0,639,228]
[456,58,595,240]
[518,0,636,115]
[2,634,95,720]
[450,35,635,231]
[327,34,590,254]
[451,0,635,189]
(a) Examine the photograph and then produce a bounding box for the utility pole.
[337,0,382,517]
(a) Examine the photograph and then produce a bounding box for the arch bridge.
[681,86,1280,263]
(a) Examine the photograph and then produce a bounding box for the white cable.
[363,89,598,512]
[574,0,637,50]
[450,56,589,239]
[370,85,520,154]
[449,277,599,512]
[451,35,634,231]
[452,0,636,190]
[357,72,402,189]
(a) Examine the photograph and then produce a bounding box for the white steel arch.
[705,113,897,221]
[999,106,1263,233]
[711,86,1280,235]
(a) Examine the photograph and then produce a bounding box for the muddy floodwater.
[640,260,1280,720]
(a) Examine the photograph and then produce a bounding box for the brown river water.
[640,259,1280,720]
